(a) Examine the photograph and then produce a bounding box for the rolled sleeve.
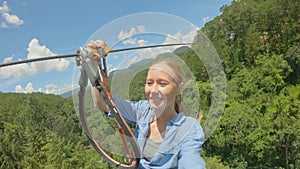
[112,96,149,124]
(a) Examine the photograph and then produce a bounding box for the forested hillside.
[0,0,299,168]
[0,93,112,168]
[199,0,300,168]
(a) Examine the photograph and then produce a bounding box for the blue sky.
[0,0,231,94]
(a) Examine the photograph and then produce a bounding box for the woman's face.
[145,67,180,112]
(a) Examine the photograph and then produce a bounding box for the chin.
[149,100,166,111]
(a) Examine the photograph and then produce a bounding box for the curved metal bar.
[78,69,138,168]
[107,43,192,53]
[77,48,140,168]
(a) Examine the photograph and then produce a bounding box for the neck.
[154,106,177,124]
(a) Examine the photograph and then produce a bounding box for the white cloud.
[44,84,60,94]
[0,60,31,78]
[181,26,198,43]
[136,26,197,64]
[202,16,210,23]
[164,33,181,44]
[137,25,146,33]
[0,21,8,28]
[0,1,24,28]
[137,39,147,46]
[163,26,198,44]
[118,28,137,45]
[0,38,71,78]
[111,55,119,59]
[117,26,146,45]
[15,84,24,93]
[3,56,14,63]
[27,38,70,72]
[15,82,75,95]
[25,82,35,93]
[118,28,136,39]
[113,25,199,71]
[2,13,23,25]
[15,82,35,93]
[0,1,9,13]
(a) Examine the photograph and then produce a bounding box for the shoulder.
[186,116,202,129]
[182,116,205,141]
[135,99,150,108]
[170,114,205,144]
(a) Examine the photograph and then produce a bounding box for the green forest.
[1,0,299,168]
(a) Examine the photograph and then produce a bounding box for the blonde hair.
[150,59,184,113]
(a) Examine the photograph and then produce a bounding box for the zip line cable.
[0,54,79,68]
[0,43,192,68]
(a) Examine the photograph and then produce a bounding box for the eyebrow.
[146,78,177,85]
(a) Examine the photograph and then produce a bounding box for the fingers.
[87,40,95,48]
[87,39,107,49]
[86,39,110,58]
[198,110,204,122]
[94,40,106,48]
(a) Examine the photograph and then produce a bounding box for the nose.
[150,83,159,93]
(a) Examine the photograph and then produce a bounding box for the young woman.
[90,40,206,169]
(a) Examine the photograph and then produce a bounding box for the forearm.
[91,87,110,112]
[87,39,112,113]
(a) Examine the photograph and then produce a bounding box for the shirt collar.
[167,112,185,126]
[148,108,186,126]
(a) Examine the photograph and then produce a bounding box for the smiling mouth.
[149,96,163,101]
[149,96,165,105]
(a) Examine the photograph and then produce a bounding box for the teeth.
[150,97,161,99]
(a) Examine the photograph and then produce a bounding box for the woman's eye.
[146,81,153,85]
[159,82,168,86]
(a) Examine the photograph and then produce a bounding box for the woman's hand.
[87,39,111,112]
[87,39,110,58]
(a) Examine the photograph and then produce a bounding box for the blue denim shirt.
[113,96,206,169]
